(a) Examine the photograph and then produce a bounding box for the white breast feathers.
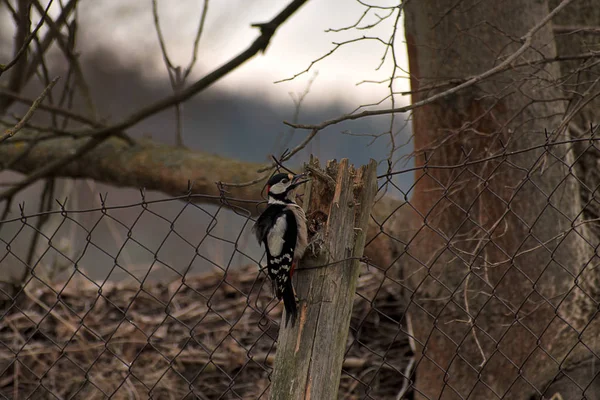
[266,214,287,257]
[287,204,308,259]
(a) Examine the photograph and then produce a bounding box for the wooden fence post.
[270,157,378,399]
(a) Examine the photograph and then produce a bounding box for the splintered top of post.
[304,157,374,242]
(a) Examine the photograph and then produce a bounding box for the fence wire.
[0,138,599,399]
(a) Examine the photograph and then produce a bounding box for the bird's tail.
[279,278,297,328]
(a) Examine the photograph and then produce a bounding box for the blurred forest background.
[0,0,410,282]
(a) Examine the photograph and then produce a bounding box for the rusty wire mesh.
[0,138,599,399]
[356,135,600,400]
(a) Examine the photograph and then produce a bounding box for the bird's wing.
[265,210,298,295]
[252,204,283,243]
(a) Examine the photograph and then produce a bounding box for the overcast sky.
[76,0,411,111]
[0,0,412,155]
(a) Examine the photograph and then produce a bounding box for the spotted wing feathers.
[253,205,298,326]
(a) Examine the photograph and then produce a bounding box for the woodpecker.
[253,172,309,327]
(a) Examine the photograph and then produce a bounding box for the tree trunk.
[404,1,591,398]
[543,1,600,397]
[550,0,600,237]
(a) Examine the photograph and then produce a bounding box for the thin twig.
[0,87,100,127]
[151,0,176,75]
[152,0,210,147]
[380,135,600,178]
[554,25,600,35]
[399,51,600,96]
[275,37,388,83]
[22,178,55,285]
[0,76,59,143]
[217,172,271,189]
[277,71,318,154]
[221,126,322,188]
[183,0,210,79]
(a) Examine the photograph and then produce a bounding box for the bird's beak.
[290,172,309,189]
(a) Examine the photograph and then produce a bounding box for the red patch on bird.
[290,260,296,276]
[267,185,270,194]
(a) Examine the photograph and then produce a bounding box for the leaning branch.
[0,135,269,206]
[0,132,404,221]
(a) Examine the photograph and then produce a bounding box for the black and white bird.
[253,172,309,327]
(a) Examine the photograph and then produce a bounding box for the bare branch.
[183,0,210,79]
[0,134,269,207]
[275,36,388,83]
[273,71,318,155]
[286,0,575,132]
[151,0,176,79]
[152,0,181,144]
[554,25,600,34]
[399,51,600,97]
[0,0,53,77]
[255,128,319,176]
[0,0,77,113]
[0,0,32,113]
[0,86,104,127]
[117,0,305,127]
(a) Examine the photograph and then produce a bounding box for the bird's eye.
[281,178,289,184]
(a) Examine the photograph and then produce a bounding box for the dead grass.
[0,265,409,399]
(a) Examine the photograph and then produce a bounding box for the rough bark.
[550,0,600,236]
[543,2,600,396]
[551,1,600,239]
[0,134,269,206]
[404,1,591,399]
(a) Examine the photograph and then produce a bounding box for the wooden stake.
[270,157,378,400]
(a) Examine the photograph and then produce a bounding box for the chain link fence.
[0,137,599,399]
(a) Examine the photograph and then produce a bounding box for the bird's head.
[266,172,309,204]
